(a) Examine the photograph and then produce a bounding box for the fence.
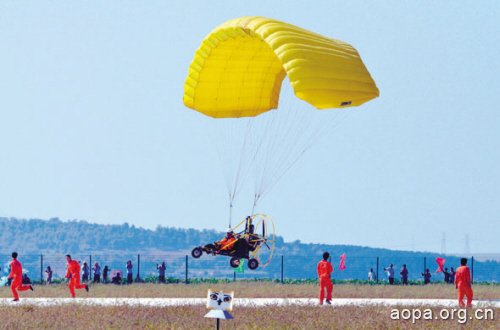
[1,253,494,284]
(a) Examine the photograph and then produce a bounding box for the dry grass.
[1,283,499,300]
[0,305,498,329]
[1,284,498,329]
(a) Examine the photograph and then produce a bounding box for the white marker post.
[204,290,234,329]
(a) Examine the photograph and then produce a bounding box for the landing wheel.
[191,247,203,259]
[230,257,240,268]
[248,258,259,270]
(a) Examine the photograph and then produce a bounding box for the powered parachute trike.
[191,214,275,270]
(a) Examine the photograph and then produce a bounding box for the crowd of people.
[378,264,458,285]
[43,262,117,285]
[42,259,169,285]
[55,260,167,285]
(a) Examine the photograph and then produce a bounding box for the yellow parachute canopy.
[183,16,379,118]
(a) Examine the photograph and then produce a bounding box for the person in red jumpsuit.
[7,252,34,301]
[65,255,89,298]
[455,258,473,308]
[317,252,333,305]
[215,230,237,251]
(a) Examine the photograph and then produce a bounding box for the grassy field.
[1,283,498,329]
[0,305,498,329]
[1,282,499,299]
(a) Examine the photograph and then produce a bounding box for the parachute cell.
[183,16,379,118]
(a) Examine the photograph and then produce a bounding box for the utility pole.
[441,232,446,255]
[464,234,470,255]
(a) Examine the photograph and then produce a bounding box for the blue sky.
[0,1,498,253]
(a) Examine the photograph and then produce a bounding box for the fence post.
[471,256,474,284]
[89,255,92,281]
[376,257,379,283]
[185,255,189,284]
[423,257,426,273]
[281,255,284,284]
[137,254,141,282]
[40,254,43,284]
[233,271,236,282]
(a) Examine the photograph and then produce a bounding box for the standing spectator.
[455,258,473,308]
[45,266,53,284]
[126,260,133,284]
[443,267,450,283]
[422,268,432,284]
[93,262,101,283]
[317,252,333,305]
[400,264,409,285]
[449,267,456,285]
[157,262,167,283]
[384,264,395,285]
[103,265,110,284]
[368,268,376,282]
[82,262,90,282]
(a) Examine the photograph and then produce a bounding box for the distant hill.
[0,217,226,254]
[0,217,498,282]
[456,253,500,262]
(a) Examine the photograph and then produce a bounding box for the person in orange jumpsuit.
[216,230,237,251]
[317,252,333,305]
[455,258,473,308]
[8,252,34,301]
[65,255,89,298]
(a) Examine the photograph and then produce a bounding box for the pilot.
[216,230,237,251]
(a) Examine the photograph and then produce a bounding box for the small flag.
[435,257,446,273]
[235,259,245,273]
[339,253,346,271]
